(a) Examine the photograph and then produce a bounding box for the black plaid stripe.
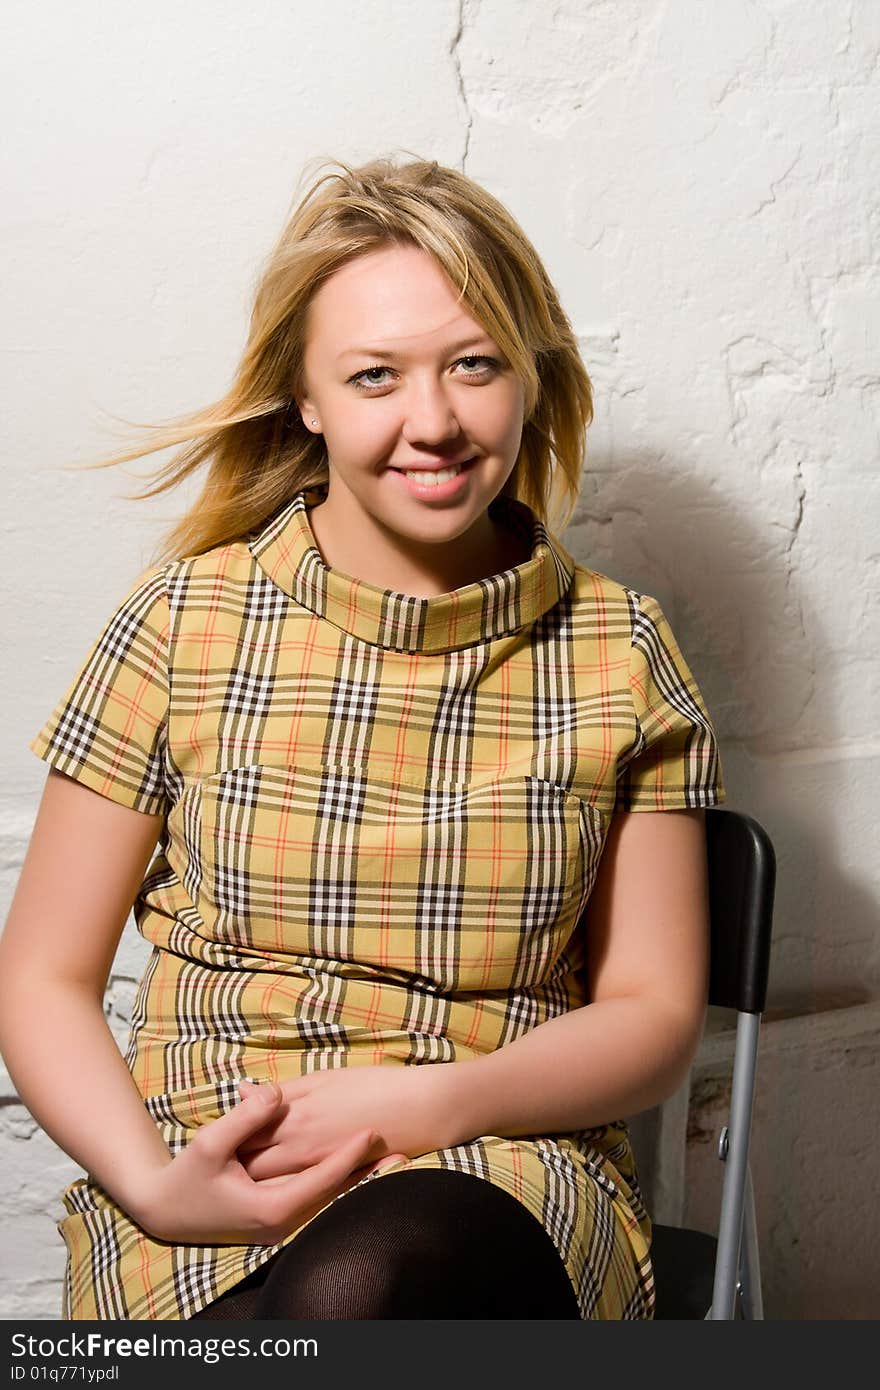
[617,588,725,809]
[82,1211,127,1321]
[29,566,170,813]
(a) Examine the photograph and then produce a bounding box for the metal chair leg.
[709,1011,762,1319]
[737,1164,764,1319]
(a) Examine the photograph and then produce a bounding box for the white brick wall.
[3,0,877,1319]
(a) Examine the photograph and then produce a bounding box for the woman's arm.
[441,808,710,1142]
[0,769,175,1211]
[0,770,394,1242]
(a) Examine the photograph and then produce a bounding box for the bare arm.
[441,809,710,1141]
[0,768,174,1213]
[0,770,393,1242]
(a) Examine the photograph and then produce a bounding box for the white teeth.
[403,464,464,485]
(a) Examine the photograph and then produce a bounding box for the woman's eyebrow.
[336,335,495,363]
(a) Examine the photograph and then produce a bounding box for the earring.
[311,418,318,427]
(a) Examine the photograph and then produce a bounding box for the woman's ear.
[295,397,321,433]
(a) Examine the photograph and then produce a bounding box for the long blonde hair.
[74,154,594,565]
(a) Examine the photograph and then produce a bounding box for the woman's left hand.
[234,1064,459,1181]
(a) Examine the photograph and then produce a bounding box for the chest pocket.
[195,761,587,992]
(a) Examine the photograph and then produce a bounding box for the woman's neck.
[307,497,529,599]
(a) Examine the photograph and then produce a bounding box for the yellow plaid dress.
[29,485,724,1321]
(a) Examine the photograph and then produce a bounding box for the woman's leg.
[192,1167,580,1320]
[253,1167,580,1319]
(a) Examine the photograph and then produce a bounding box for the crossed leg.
[192,1167,581,1320]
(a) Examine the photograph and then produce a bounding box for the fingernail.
[242,1079,277,1104]
[373,1156,399,1173]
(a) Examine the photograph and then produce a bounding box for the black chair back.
[706,808,776,1015]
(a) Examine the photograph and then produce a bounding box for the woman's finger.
[368,1152,408,1174]
[238,1143,290,1180]
[255,1129,384,1232]
[235,1081,282,1153]
[193,1081,284,1163]
[345,1152,409,1185]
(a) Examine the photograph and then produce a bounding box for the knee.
[253,1170,484,1319]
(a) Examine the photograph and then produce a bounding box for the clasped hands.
[236,1063,456,1180]
[134,1062,462,1248]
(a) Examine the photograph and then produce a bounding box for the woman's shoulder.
[566,559,642,613]
[564,562,696,659]
[161,534,258,589]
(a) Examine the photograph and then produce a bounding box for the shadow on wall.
[564,448,879,1013]
[568,449,880,1318]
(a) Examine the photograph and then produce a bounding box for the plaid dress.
[29,485,724,1321]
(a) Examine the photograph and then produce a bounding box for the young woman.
[0,156,723,1321]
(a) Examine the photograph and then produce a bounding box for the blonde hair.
[73,153,594,564]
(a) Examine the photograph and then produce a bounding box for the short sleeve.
[28,564,170,816]
[615,591,725,812]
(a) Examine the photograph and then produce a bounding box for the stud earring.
[311,419,318,426]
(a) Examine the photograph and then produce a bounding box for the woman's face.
[296,242,525,565]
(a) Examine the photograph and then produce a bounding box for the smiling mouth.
[392,458,476,484]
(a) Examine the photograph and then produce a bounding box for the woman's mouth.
[389,457,477,499]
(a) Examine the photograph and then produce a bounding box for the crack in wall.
[782,456,816,729]
[748,149,804,219]
[450,0,473,168]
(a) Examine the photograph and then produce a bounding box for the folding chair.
[649,807,776,1319]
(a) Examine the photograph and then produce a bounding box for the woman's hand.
[235,1064,458,1182]
[132,1081,405,1245]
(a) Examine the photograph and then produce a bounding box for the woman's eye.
[352,365,393,388]
[349,356,500,392]
[458,355,499,375]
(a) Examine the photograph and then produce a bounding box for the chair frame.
[652,807,776,1320]
[709,1012,764,1318]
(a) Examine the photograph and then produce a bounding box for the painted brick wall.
[3,0,877,1319]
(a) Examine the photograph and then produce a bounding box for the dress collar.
[249,486,575,653]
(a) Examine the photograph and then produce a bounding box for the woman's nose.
[400,377,462,446]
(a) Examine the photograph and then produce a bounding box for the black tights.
[191,1168,581,1320]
